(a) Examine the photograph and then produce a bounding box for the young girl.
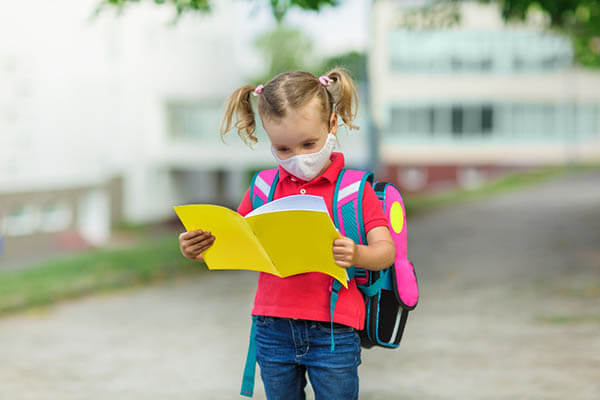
[179,69,395,400]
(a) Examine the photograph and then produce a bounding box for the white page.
[245,195,329,218]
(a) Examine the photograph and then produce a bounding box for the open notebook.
[173,195,348,287]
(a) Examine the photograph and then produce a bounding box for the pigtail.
[324,68,359,130]
[220,85,258,145]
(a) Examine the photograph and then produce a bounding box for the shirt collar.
[278,152,345,185]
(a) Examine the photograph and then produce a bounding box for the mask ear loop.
[330,130,339,150]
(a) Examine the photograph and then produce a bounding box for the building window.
[166,101,222,141]
[387,102,600,140]
[481,105,493,134]
[451,106,463,135]
[389,30,573,74]
[1,204,39,237]
[389,103,496,137]
[390,107,410,135]
[576,103,600,137]
[39,202,72,233]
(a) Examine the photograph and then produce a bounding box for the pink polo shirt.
[237,152,388,329]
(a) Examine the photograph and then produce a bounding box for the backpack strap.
[240,316,258,397]
[328,168,373,351]
[240,169,279,398]
[332,168,373,246]
[249,169,279,209]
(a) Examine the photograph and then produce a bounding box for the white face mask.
[271,133,337,181]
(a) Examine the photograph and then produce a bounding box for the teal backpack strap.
[240,169,279,398]
[240,316,258,397]
[329,168,372,351]
[332,169,374,244]
[357,269,392,296]
[328,280,342,352]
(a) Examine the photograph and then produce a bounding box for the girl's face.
[263,97,337,161]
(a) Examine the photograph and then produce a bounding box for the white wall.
[0,0,257,224]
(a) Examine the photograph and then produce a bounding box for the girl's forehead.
[263,100,327,144]
[266,119,324,145]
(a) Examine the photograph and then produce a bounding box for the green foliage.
[395,1,462,29]
[317,51,367,82]
[251,32,366,88]
[485,0,600,68]
[269,0,338,23]
[100,0,210,19]
[403,1,600,68]
[98,0,337,23]
[252,26,315,84]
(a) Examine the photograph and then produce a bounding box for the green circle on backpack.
[390,201,404,233]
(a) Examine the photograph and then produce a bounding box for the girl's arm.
[332,226,396,271]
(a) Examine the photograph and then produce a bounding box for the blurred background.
[1,0,598,267]
[1,0,599,398]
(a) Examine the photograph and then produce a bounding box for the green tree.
[317,51,367,82]
[405,0,600,68]
[487,0,600,68]
[97,0,338,24]
[406,0,600,68]
[252,26,315,84]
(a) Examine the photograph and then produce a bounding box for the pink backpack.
[330,168,419,348]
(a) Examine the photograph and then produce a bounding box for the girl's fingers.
[333,253,350,262]
[185,231,213,246]
[190,243,212,255]
[180,230,204,240]
[190,237,215,253]
[332,245,351,254]
[182,235,214,252]
[333,251,352,261]
[180,230,215,244]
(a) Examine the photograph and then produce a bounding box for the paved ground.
[1,171,599,399]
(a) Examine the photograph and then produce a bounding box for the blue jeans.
[254,316,361,400]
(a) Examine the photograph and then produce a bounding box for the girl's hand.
[333,236,358,268]
[178,230,215,262]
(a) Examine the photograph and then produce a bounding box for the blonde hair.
[220,68,359,145]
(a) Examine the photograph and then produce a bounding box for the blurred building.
[0,0,370,265]
[370,0,600,193]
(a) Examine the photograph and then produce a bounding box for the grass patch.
[0,235,204,316]
[404,163,599,216]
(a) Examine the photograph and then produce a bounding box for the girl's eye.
[303,142,315,148]
[277,147,289,153]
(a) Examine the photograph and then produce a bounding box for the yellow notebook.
[173,195,347,288]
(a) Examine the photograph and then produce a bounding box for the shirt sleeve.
[362,181,389,234]
[237,187,252,217]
